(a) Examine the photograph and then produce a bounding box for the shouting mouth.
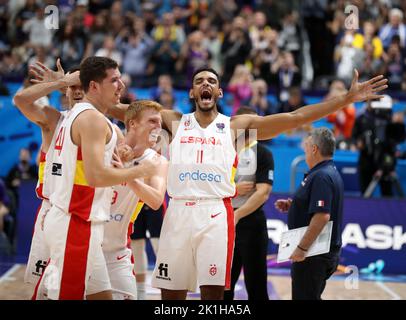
[200,89,213,103]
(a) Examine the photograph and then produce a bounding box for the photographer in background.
[352,95,406,197]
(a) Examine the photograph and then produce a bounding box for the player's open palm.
[30,58,65,84]
[348,69,388,103]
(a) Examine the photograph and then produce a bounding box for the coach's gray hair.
[309,127,336,157]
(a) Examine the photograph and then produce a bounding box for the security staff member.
[224,107,274,301]
[275,127,344,300]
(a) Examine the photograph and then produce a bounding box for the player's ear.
[189,89,194,99]
[89,80,98,91]
[128,119,136,128]
[218,88,223,98]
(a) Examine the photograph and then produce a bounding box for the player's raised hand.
[348,69,388,103]
[30,58,65,84]
[61,70,80,87]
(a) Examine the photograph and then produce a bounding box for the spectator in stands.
[221,16,252,84]
[382,36,404,91]
[54,21,87,71]
[353,21,384,60]
[379,8,406,49]
[252,28,280,83]
[0,48,27,81]
[5,148,38,206]
[325,80,356,149]
[204,25,222,73]
[150,26,180,77]
[249,11,271,52]
[22,4,53,49]
[95,35,123,67]
[278,86,305,114]
[118,28,155,85]
[334,31,363,86]
[249,79,276,116]
[278,11,301,64]
[358,42,385,82]
[256,0,285,30]
[122,0,142,15]
[108,11,126,37]
[27,46,54,70]
[211,0,238,29]
[228,64,253,115]
[152,12,186,47]
[151,74,174,102]
[89,13,109,52]
[272,51,301,103]
[176,30,210,84]
[158,90,176,110]
[13,0,38,45]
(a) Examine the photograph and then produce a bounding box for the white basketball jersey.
[102,149,157,252]
[167,112,237,199]
[36,111,67,200]
[48,103,117,222]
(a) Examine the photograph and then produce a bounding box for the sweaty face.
[129,109,162,148]
[190,71,222,112]
[99,68,125,105]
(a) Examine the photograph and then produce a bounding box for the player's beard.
[197,104,216,112]
[195,97,218,113]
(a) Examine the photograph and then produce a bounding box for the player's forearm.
[128,180,165,210]
[14,79,67,106]
[86,164,148,188]
[256,93,354,139]
[291,93,355,127]
[107,103,128,122]
[298,213,330,250]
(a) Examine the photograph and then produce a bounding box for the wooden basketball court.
[1,263,405,300]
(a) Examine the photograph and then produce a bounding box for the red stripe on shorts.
[223,198,235,289]
[59,215,91,300]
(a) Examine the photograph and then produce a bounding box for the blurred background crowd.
[0,0,405,100]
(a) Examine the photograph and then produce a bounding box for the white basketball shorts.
[103,247,137,300]
[151,198,235,292]
[25,199,51,284]
[37,205,111,300]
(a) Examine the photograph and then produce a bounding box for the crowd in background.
[0,1,405,98]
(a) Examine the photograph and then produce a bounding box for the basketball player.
[13,61,83,287]
[102,100,167,300]
[107,67,388,300]
[14,61,128,299]
[36,57,158,300]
